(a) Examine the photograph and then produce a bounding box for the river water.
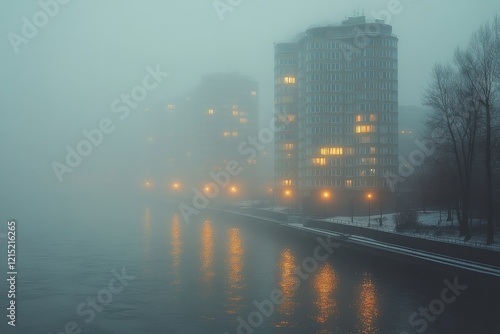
[2,195,499,334]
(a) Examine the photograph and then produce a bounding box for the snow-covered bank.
[323,210,500,251]
[254,204,499,251]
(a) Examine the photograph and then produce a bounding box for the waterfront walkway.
[204,202,500,278]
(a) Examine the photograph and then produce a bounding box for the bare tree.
[425,145,458,224]
[455,16,500,244]
[422,64,481,240]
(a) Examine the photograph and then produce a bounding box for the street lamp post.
[322,191,330,217]
[171,181,181,198]
[379,193,383,226]
[229,186,238,203]
[350,191,354,224]
[367,193,372,227]
[285,190,291,210]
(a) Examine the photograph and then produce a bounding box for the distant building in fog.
[274,16,399,213]
[195,73,259,179]
[165,73,259,198]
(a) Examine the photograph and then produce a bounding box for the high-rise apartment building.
[274,16,399,212]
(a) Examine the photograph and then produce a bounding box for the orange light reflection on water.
[358,275,379,334]
[226,228,245,314]
[170,214,182,285]
[200,220,215,294]
[313,263,337,326]
[275,248,297,328]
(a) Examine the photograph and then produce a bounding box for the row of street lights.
[277,188,377,225]
[143,180,240,198]
[164,181,379,226]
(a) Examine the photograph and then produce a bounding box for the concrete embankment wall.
[205,205,500,268]
[303,219,500,268]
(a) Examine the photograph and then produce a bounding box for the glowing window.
[276,115,296,123]
[320,147,343,155]
[346,179,353,188]
[284,76,296,84]
[282,143,295,150]
[223,132,230,137]
[208,109,214,115]
[370,147,377,154]
[167,104,175,110]
[251,91,257,96]
[277,114,296,123]
[369,114,377,122]
[232,110,238,116]
[282,179,293,186]
[355,125,374,133]
[355,115,363,122]
[240,118,247,123]
[311,158,327,166]
[232,132,238,137]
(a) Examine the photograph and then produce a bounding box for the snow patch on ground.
[254,205,499,251]
[323,210,500,251]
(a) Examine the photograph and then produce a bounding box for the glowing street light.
[268,187,274,206]
[321,191,331,217]
[172,182,181,191]
[284,190,292,209]
[230,186,237,194]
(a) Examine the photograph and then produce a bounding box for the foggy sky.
[1,0,499,212]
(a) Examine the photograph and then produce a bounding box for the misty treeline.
[421,15,500,244]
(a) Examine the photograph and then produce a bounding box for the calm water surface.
[3,196,499,334]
